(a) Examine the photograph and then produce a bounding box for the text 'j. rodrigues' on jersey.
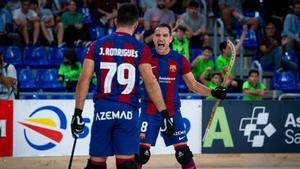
[142,49,191,116]
[85,32,151,108]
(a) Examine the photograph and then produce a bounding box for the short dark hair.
[176,25,186,32]
[219,41,227,52]
[155,23,172,35]
[117,3,139,27]
[210,71,223,81]
[203,46,213,52]
[248,69,259,77]
[188,1,200,8]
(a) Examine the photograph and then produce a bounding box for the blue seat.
[48,47,66,66]
[24,47,50,67]
[35,69,64,91]
[89,26,106,41]
[4,46,23,67]
[18,68,38,91]
[75,47,87,62]
[296,73,300,88]
[273,71,297,91]
[236,29,258,49]
[80,7,92,25]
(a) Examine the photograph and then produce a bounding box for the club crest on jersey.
[169,65,177,72]
[139,133,146,139]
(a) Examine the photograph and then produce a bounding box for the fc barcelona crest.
[170,65,177,72]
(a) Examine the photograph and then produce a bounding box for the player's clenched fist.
[211,86,227,99]
[71,108,85,137]
[160,110,175,137]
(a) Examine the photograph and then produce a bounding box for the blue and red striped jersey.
[142,49,191,116]
[85,32,151,108]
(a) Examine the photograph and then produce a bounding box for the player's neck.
[116,27,134,35]
[156,48,170,55]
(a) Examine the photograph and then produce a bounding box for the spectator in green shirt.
[171,25,190,61]
[242,69,267,100]
[191,46,214,81]
[58,48,82,92]
[61,0,89,46]
[200,70,224,99]
[216,25,247,91]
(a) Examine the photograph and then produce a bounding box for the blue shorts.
[139,108,188,147]
[89,100,139,156]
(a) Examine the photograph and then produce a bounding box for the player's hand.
[211,86,227,100]
[160,110,175,137]
[71,108,85,137]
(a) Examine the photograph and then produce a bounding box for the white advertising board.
[13,100,202,156]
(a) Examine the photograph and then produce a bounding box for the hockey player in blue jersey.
[136,24,227,169]
[71,4,174,169]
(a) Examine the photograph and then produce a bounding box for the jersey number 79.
[100,62,136,94]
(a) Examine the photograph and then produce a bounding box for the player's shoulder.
[170,49,187,60]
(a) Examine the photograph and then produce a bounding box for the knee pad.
[175,145,193,165]
[85,159,107,169]
[135,145,151,165]
[116,160,137,169]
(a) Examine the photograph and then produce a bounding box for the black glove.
[71,108,85,137]
[160,109,175,137]
[211,86,227,99]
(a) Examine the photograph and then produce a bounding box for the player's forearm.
[75,76,90,110]
[191,81,211,96]
[144,79,167,112]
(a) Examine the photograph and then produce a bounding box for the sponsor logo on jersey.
[95,110,133,120]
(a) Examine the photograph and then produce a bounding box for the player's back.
[85,32,151,108]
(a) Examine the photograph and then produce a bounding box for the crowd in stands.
[0,0,299,100]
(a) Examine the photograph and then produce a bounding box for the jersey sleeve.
[138,45,151,65]
[181,55,191,75]
[85,41,95,60]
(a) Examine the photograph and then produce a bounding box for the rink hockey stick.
[202,40,236,142]
[68,136,78,169]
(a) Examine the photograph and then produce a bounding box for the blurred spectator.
[0,0,21,45]
[200,71,223,99]
[167,0,187,15]
[58,48,82,92]
[259,22,282,71]
[94,0,117,27]
[281,0,300,53]
[0,51,17,100]
[216,25,247,92]
[171,25,190,60]
[31,0,64,46]
[143,0,175,30]
[143,15,160,48]
[61,0,89,46]
[49,0,69,17]
[5,0,20,14]
[191,46,214,81]
[139,0,156,14]
[261,0,290,32]
[218,0,259,35]
[181,0,209,48]
[242,69,267,100]
[259,22,298,72]
[13,0,40,46]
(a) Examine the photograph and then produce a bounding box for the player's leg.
[136,111,161,168]
[85,100,115,169]
[174,143,196,169]
[113,103,141,169]
[162,110,196,169]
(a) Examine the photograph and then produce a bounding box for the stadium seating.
[189,48,202,63]
[89,26,106,41]
[24,47,50,67]
[75,47,88,62]
[273,71,297,91]
[18,68,38,91]
[4,46,23,67]
[48,47,66,66]
[35,69,64,91]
